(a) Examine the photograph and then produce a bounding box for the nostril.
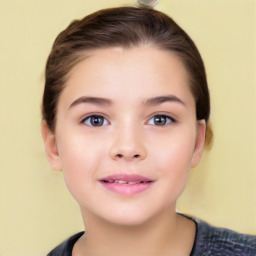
[115,154,140,159]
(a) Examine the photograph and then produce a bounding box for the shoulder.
[192,217,256,256]
[47,232,84,256]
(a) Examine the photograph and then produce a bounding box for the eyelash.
[147,114,176,126]
[81,114,176,127]
[82,115,110,127]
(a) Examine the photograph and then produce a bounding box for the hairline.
[49,44,196,128]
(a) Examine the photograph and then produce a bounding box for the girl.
[41,5,256,256]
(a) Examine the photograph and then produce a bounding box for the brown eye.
[83,115,108,127]
[148,115,175,126]
[154,115,167,125]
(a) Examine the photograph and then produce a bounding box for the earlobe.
[41,120,61,171]
[191,120,206,168]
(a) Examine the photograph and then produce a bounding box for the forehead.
[60,46,194,107]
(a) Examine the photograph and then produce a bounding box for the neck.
[73,208,195,256]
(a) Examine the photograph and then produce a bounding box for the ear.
[191,120,206,168]
[41,120,61,171]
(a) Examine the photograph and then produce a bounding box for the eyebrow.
[69,94,186,109]
[69,96,112,109]
[143,95,186,107]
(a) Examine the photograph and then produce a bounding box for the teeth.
[104,180,147,184]
[115,180,128,184]
[128,181,140,184]
[104,179,114,183]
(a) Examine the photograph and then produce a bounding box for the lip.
[99,174,154,195]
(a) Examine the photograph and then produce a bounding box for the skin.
[42,46,206,255]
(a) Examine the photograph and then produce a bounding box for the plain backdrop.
[0,0,255,255]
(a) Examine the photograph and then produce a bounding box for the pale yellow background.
[0,0,255,255]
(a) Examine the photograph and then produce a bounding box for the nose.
[109,126,147,161]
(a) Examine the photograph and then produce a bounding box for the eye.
[147,115,175,126]
[82,115,109,127]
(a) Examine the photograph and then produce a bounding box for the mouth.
[99,174,154,195]
[102,180,151,185]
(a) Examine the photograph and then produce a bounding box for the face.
[42,46,205,226]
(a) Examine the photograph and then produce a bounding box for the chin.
[101,207,160,227]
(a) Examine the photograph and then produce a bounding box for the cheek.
[154,144,194,203]
[56,133,106,190]
[151,129,197,187]
[153,130,196,167]
[157,144,192,178]
[57,130,105,167]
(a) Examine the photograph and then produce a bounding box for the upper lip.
[99,174,154,183]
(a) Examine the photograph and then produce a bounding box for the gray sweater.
[47,216,256,256]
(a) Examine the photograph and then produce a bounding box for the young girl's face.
[43,46,205,226]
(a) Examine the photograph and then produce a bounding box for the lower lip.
[100,181,153,195]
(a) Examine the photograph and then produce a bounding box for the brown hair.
[42,6,212,146]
